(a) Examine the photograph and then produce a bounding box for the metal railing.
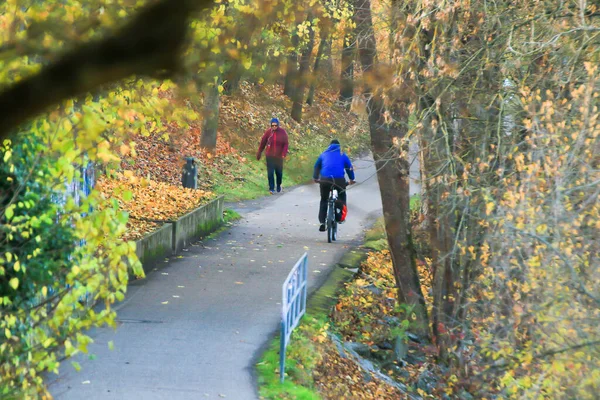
[280,252,308,383]
[43,161,96,307]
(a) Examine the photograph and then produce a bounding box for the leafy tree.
[291,14,316,122]
[0,0,360,396]
[0,136,77,303]
[0,129,143,397]
[386,0,600,396]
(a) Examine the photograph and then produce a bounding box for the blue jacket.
[313,144,355,180]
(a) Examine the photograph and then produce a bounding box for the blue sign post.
[280,252,308,383]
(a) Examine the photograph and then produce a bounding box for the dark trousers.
[266,156,284,191]
[319,178,347,223]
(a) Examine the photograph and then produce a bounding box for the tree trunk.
[200,77,221,151]
[355,0,430,339]
[321,36,333,78]
[339,32,355,110]
[291,15,315,123]
[223,62,242,95]
[283,26,301,98]
[306,35,327,106]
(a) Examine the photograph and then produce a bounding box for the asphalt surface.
[48,153,419,400]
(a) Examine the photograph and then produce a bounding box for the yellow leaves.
[120,144,131,156]
[584,61,598,75]
[485,201,495,215]
[63,119,73,132]
[527,256,540,268]
[8,277,19,290]
[122,170,135,181]
[535,224,547,234]
[3,149,11,162]
[242,54,252,70]
[95,141,120,164]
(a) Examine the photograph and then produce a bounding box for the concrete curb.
[173,196,225,253]
[134,195,224,273]
[135,223,173,268]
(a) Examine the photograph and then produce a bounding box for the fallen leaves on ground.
[327,246,442,395]
[120,82,367,190]
[332,250,400,344]
[97,173,215,241]
[314,345,407,400]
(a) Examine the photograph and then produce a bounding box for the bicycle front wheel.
[327,204,335,243]
[332,221,337,241]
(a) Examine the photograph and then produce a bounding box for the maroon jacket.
[256,127,289,159]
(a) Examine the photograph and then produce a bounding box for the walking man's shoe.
[277,186,283,193]
[319,224,326,232]
[269,190,275,195]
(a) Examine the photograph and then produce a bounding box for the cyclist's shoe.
[319,224,326,232]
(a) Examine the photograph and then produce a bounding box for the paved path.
[47,157,385,399]
[48,153,421,399]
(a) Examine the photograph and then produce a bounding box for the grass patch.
[223,208,242,223]
[257,316,326,400]
[410,194,421,210]
[211,158,267,201]
[364,218,387,250]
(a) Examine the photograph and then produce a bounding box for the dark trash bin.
[181,157,198,189]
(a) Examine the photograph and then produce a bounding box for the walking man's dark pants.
[266,156,283,192]
[319,178,347,223]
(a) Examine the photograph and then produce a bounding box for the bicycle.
[325,184,340,243]
[316,179,354,243]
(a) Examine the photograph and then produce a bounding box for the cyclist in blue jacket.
[313,139,356,231]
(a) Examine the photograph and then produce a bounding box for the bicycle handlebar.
[313,179,356,185]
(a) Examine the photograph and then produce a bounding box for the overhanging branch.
[0,0,215,142]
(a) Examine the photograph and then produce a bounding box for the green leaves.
[0,134,138,396]
[4,205,15,221]
[8,278,19,290]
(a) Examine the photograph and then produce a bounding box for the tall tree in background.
[339,29,356,110]
[283,12,303,98]
[200,77,221,151]
[291,15,316,122]
[306,26,329,106]
[222,5,261,95]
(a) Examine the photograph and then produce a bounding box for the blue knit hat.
[270,117,279,125]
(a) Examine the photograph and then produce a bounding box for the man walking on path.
[313,139,355,231]
[256,117,288,195]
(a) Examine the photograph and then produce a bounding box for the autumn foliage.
[381,0,600,397]
[97,174,215,241]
